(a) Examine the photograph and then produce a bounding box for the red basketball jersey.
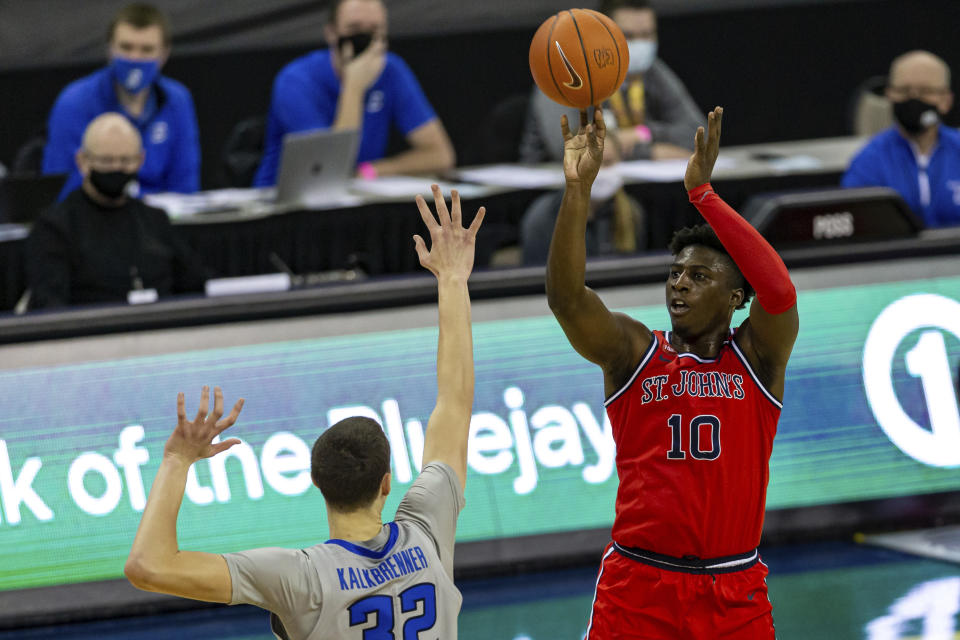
[604,329,782,558]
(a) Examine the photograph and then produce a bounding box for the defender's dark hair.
[669,224,755,310]
[311,416,390,512]
[598,0,653,16]
[108,3,172,47]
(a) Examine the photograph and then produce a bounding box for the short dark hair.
[668,224,754,310]
[108,3,172,47]
[311,416,391,512]
[598,0,653,16]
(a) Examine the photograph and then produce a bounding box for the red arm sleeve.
[688,183,796,314]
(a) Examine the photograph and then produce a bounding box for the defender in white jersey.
[124,185,485,640]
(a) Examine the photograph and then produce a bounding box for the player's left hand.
[684,106,723,191]
[414,184,485,281]
[164,386,245,464]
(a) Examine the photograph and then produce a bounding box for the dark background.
[1,0,958,189]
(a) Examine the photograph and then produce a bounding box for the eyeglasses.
[887,85,951,100]
[81,152,142,170]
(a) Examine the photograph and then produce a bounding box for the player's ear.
[380,472,391,497]
[730,287,744,310]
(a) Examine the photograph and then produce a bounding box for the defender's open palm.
[562,109,605,185]
[165,386,245,464]
[414,185,485,280]
[684,106,723,191]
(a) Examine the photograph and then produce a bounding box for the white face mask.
[627,39,657,74]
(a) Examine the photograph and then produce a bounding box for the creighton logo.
[554,41,583,89]
[593,48,614,69]
[125,68,143,91]
[862,294,960,467]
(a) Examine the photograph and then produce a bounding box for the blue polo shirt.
[42,67,201,199]
[842,125,960,228]
[253,49,436,186]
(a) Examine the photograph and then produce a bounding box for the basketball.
[528,9,629,109]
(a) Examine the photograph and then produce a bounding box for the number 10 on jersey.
[667,414,721,460]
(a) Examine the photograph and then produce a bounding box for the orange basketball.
[529,8,629,109]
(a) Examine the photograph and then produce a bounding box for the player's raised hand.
[164,386,245,464]
[413,185,485,281]
[562,108,605,186]
[684,106,723,191]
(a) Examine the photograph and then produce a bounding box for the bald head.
[82,112,142,156]
[889,50,951,89]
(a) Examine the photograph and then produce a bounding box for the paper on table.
[454,164,565,189]
[614,156,736,182]
[144,188,273,217]
[348,176,489,199]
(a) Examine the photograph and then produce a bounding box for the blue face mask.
[110,57,160,93]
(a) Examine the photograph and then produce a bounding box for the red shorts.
[585,543,775,640]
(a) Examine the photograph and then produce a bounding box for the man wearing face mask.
[42,3,201,200]
[27,114,208,310]
[520,0,703,165]
[517,0,703,264]
[253,0,455,186]
[842,50,960,228]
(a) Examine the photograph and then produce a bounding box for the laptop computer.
[275,128,360,205]
[0,173,67,224]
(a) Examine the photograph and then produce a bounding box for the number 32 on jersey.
[348,582,436,639]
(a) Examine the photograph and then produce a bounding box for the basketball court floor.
[3,539,957,639]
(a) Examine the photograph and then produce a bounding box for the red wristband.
[357,162,378,180]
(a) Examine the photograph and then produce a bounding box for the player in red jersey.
[546,106,798,639]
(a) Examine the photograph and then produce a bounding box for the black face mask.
[90,170,136,199]
[338,32,374,57]
[893,98,941,134]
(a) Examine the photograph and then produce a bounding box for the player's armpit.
[125,550,233,603]
[737,301,799,400]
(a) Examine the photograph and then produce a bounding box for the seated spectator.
[43,3,200,199]
[27,113,207,310]
[518,0,702,264]
[253,0,455,186]
[842,50,959,228]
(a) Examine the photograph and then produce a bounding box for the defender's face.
[666,245,742,336]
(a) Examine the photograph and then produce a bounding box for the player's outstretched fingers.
[413,234,431,268]
[431,184,451,226]
[210,386,225,423]
[561,114,572,141]
[415,194,440,233]
[194,385,210,423]
[468,207,486,236]
[176,392,187,426]
[694,126,705,153]
[594,108,606,138]
[208,437,242,457]
[579,109,588,131]
[216,398,245,433]
[450,189,462,228]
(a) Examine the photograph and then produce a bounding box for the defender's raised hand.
[414,185,485,281]
[562,108,605,186]
[684,106,723,191]
[165,386,245,464]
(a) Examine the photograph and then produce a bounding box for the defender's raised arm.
[415,185,485,490]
